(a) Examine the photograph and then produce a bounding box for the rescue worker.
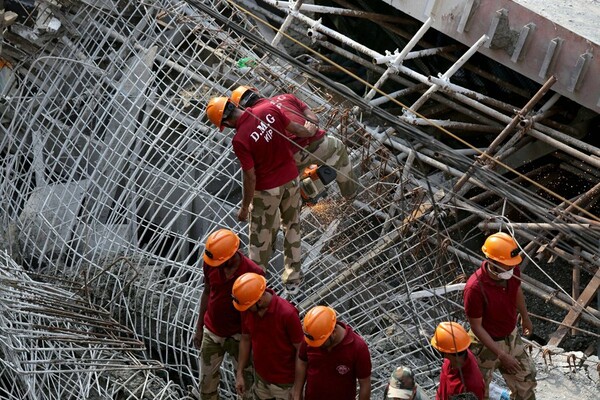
[383,366,430,400]
[463,232,537,399]
[206,97,317,294]
[292,305,371,400]
[430,321,485,400]
[232,272,304,399]
[231,85,358,200]
[192,229,265,400]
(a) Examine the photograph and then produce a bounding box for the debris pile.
[0,0,598,398]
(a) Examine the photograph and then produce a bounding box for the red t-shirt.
[436,349,485,400]
[463,262,521,338]
[269,94,326,154]
[241,289,304,384]
[298,322,372,400]
[232,101,298,190]
[202,252,265,337]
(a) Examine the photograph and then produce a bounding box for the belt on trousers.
[305,137,325,152]
[491,335,510,341]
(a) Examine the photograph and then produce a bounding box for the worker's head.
[386,366,417,400]
[206,96,237,132]
[482,232,522,280]
[231,272,266,312]
[203,229,240,267]
[230,85,261,108]
[302,305,337,347]
[482,232,522,266]
[430,322,470,367]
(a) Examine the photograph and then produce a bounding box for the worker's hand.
[235,371,246,396]
[192,330,203,349]
[237,206,249,222]
[498,351,522,374]
[303,120,318,136]
[290,387,303,400]
[520,314,533,337]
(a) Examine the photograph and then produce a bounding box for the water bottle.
[488,382,510,400]
[236,57,257,73]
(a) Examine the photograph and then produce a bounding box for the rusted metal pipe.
[264,0,413,24]
[477,222,597,231]
[449,75,557,197]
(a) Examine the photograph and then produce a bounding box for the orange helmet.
[430,321,471,353]
[231,273,266,311]
[230,85,259,107]
[303,306,337,347]
[206,97,234,132]
[203,229,240,267]
[482,232,522,266]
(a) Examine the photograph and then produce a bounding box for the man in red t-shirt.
[231,273,304,399]
[231,86,358,200]
[192,229,265,400]
[430,321,485,400]
[463,232,537,400]
[206,97,316,295]
[292,306,371,400]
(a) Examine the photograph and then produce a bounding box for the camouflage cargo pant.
[249,178,302,284]
[252,373,294,400]
[199,327,254,400]
[469,327,537,400]
[294,134,358,198]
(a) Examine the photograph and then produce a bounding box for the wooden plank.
[546,267,600,347]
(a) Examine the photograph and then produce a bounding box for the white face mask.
[488,263,514,280]
[496,268,514,280]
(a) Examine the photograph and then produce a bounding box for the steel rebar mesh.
[0,0,599,398]
[0,250,185,400]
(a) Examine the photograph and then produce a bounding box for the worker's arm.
[238,168,256,222]
[192,281,210,348]
[292,354,307,400]
[516,285,533,336]
[357,376,371,400]
[468,316,521,374]
[302,108,319,125]
[286,120,317,138]
[235,333,252,395]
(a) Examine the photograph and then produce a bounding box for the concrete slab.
[514,0,600,45]
[380,0,600,113]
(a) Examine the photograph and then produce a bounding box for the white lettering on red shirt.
[250,114,277,143]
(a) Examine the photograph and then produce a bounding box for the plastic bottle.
[236,57,257,73]
[488,382,510,400]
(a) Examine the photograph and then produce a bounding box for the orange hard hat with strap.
[231,273,266,311]
[230,85,258,107]
[430,321,471,353]
[206,97,234,132]
[481,232,522,266]
[303,306,337,347]
[203,229,240,267]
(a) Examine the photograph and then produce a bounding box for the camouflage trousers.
[199,327,254,400]
[249,178,302,284]
[252,373,294,400]
[469,327,537,400]
[294,134,358,198]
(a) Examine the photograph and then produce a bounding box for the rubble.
[0,0,598,398]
